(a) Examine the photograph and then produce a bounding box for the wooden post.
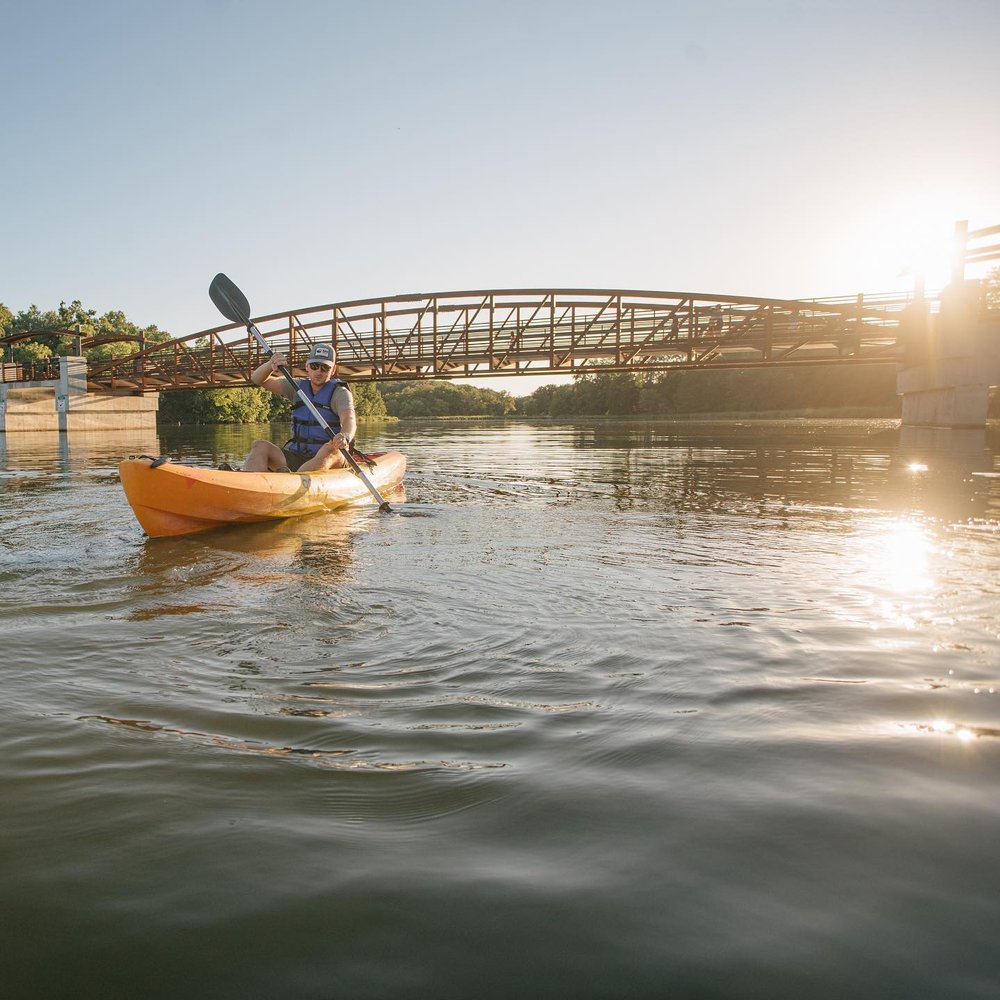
[687,300,694,362]
[488,294,495,370]
[432,297,438,373]
[418,305,423,371]
[380,302,386,378]
[549,294,555,369]
[615,295,622,362]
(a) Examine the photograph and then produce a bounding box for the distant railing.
[1,359,61,383]
[953,220,1000,282]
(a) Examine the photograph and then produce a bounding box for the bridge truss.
[6,289,907,394]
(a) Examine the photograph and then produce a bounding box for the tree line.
[152,363,904,424]
[518,365,902,418]
[159,378,517,423]
[157,381,390,424]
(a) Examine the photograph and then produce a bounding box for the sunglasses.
[308,362,332,371]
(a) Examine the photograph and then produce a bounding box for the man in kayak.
[240,343,356,473]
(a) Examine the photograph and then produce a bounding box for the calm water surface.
[2,418,999,999]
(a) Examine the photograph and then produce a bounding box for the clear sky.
[2,0,998,392]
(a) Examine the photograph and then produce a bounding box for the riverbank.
[397,406,902,421]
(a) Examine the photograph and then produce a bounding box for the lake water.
[2,418,999,999]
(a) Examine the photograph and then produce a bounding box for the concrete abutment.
[0,356,159,433]
[896,280,1000,429]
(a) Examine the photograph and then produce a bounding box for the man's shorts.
[281,448,312,472]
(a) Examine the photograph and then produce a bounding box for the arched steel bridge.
[7,288,909,394]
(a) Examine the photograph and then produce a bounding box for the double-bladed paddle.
[208,272,393,513]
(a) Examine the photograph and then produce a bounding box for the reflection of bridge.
[72,288,907,394]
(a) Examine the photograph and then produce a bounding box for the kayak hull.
[118,452,406,537]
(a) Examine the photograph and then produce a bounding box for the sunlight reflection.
[898,720,990,742]
[908,462,929,473]
[872,519,935,595]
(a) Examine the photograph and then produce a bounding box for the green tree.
[520,384,558,416]
[524,363,899,417]
[12,340,53,366]
[553,383,584,416]
[159,387,274,424]
[350,381,388,418]
[85,309,172,362]
[2,299,173,364]
[7,304,79,356]
[379,381,515,417]
[496,390,517,416]
[572,370,644,415]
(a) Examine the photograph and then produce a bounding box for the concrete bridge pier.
[0,356,159,432]
[896,279,1000,428]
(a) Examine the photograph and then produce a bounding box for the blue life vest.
[285,378,347,457]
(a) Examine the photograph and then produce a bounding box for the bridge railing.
[953,220,1000,283]
[0,358,62,384]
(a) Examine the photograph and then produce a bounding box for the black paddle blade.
[209,273,252,326]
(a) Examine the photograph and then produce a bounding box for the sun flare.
[849,191,971,294]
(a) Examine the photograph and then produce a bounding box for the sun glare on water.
[931,720,977,742]
[873,518,934,595]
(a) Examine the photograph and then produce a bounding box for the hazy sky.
[3,0,998,388]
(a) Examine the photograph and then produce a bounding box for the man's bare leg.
[296,436,350,473]
[242,440,291,472]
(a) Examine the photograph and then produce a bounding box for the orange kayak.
[119,452,406,537]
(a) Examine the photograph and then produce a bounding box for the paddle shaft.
[246,322,392,511]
